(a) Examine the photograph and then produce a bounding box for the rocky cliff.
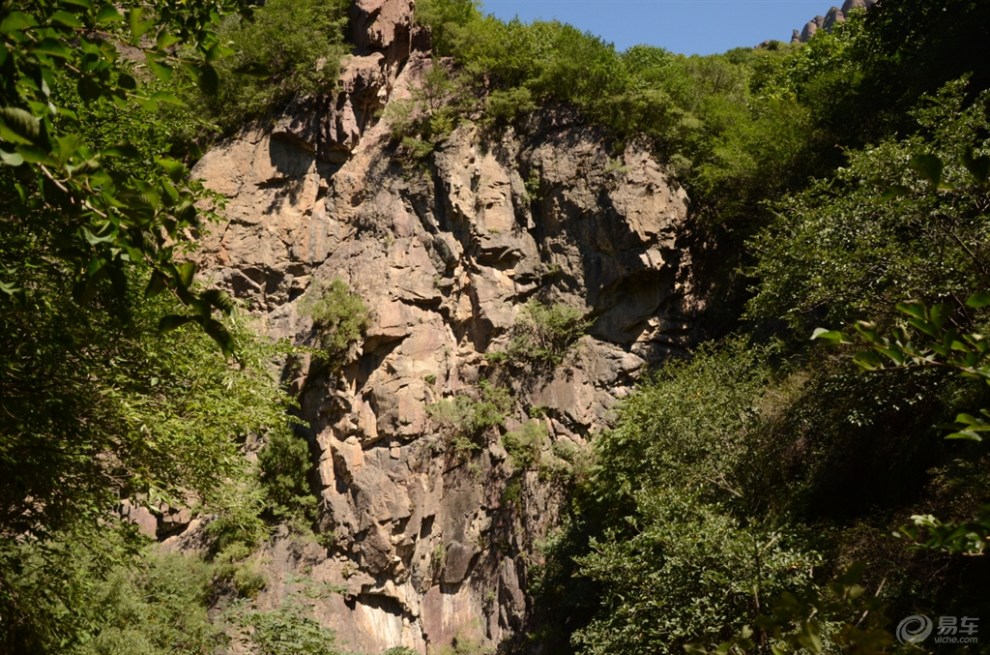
[187,0,696,651]
[791,0,876,43]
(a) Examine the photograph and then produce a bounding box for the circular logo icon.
[897,615,934,644]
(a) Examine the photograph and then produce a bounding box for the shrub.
[384,99,416,140]
[592,338,771,508]
[428,382,512,454]
[746,82,990,337]
[399,136,437,161]
[231,561,268,599]
[258,430,318,525]
[72,551,221,655]
[203,478,268,555]
[564,341,829,655]
[484,86,537,125]
[505,301,589,368]
[414,0,481,56]
[209,0,350,130]
[300,278,370,366]
[238,603,341,655]
[502,420,546,471]
[572,492,820,655]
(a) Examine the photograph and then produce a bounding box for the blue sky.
[479,1,840,56]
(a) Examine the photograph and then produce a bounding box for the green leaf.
[189,296,211,319]
[954,413,982,426]
[909,153,943,188]
[202,288,236,314]
[15,145,56,166]
[77,76,104,101]
[811,328,844,343]
[202,318,237,357]
[846,584,866,600]
[0,11,37,34]
[896,301,926,320]
[160,179,179,203]
[930,303,948,329]
[32,38,72,59]
[96,5,123,24]
[880,184,910,200]
[156,31,182,50]
[128,8,153,43]
[0,149,24,166]
[946,430,983,442]
[102,144,141,159]
[853,351,884,371]
[907,317,937,338]
[146,59,173,82]
[82,227,115,245]
[50,11,85,29]
[877,347,906,365]
[205,42,228,63]
[156,157,185,182]
[194,64,220,96]
[175,261,197,289]
[854,320,879,341]
[149,91,184,107]
[796,623,823,654]
[0,107,41,145]
[158,314,194,332]
[118,74,137,91]
[966,291,990,309]
[145,270,169,297]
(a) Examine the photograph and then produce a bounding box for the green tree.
[0,2,304,652]
[747,82,990,337]
[415,0,480,56]
[300,278,370,366]
[70,551,221,655]
[209,0,350,132]
[568,342,821,655]
[0,282,295,651]
[0,0,245,352]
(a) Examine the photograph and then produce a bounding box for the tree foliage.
[0,2,313,652]
[748,82,990,336]
[300,277,370,366]
[560,343,822,654]
[208,0,350,132]
[0,0,247,353]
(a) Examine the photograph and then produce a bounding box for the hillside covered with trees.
[2,0,990,653]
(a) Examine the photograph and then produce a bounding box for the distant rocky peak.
[791,0,877,44]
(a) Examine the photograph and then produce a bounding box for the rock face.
[791,0,876,43]
[190,1,695,652]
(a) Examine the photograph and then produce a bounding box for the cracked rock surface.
[187,2,697,651]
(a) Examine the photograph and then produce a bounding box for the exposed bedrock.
[189,1,697,651]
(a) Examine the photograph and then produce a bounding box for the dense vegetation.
[0,0,346,653]
[4,0,990,653]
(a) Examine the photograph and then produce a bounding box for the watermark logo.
[896,615,980,646]
[897,615,934,644]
